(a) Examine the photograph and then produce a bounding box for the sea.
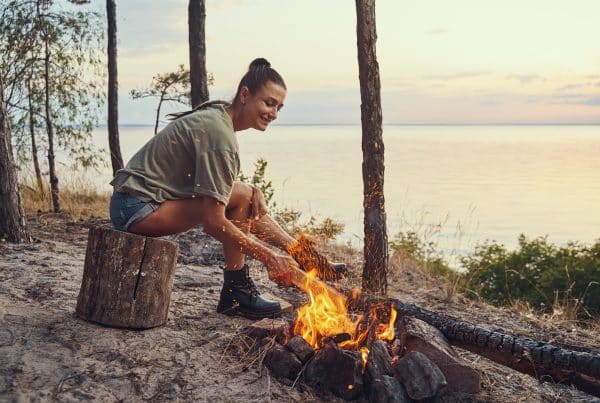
[75,124,600,257]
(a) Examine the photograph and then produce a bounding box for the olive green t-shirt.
[110,104,239,205]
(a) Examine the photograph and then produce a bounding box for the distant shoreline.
[96,122,600,129]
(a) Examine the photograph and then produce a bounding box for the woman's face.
[240,81,286,131]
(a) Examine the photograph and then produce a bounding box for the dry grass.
[20,179,110,221]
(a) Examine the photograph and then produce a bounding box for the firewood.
[246,317,291,344]
[264,344,302,380]
[304,342,364,400]
[285,335,314,364]
[394,351,447,400]
[397,317,481,394]
[348,293,600,397]
[368,375,412,403]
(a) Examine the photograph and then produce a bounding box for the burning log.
[349,294,600,397]
[76,226,178,329]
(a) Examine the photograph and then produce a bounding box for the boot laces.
[243,270,259,295]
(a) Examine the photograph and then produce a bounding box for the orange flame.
[360,346,369,373]
[375,306,397,341]
[293,270,367,349]
[292,267,397,359]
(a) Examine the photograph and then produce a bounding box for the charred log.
[348,293,600,397]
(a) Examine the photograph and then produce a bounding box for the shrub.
[460,235,600,319]
[389,231,452,278]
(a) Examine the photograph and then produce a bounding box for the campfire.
[254,267,480,401]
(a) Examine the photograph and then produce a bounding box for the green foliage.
[389,231,452,277]
[1,0,106,169]
[130,64,191,105]
[130,64,217,135]
[273,208,344,241]
[460,235,600,318]
[238,158,276,209]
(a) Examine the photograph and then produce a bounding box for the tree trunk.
[106,0,124,176]
[28,78,44,195]
[76,226,179,329]
[44,32,60,213]
[355,0,388,295]
[0,78,32,243]
[188,0,209,107]
[154,97,163,135]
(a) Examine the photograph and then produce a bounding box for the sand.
[1,215,598,402]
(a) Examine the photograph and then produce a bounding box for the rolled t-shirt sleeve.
[193,149,239,205]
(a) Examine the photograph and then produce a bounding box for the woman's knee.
[229,181,253,209]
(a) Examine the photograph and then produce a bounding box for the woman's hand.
[250,185,268,220]
[266,252,299,287]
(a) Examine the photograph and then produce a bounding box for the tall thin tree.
[188,0,209,107]
[356,0,388,294]
[41,2,60,213]
[0,77,31,243]
[107,0,123,175]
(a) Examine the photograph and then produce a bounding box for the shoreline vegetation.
[14,171,600,329]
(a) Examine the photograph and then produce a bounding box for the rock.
[264,343,303,380]
[304,342,364,400]
[368,375,413,403]
[397,317,481,394]
[285,336,314,364]
[394,351,447,400]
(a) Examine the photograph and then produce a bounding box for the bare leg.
[223,185,252,269]
[249,214,296,252]
[226,182,296,253]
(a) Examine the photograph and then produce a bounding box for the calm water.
[86,125,600,254]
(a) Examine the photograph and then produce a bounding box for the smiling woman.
[108,58,345,320]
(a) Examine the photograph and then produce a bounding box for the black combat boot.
[216,265,282,320]
[288,235,348,281]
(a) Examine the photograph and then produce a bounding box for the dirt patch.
[0,215,598,402]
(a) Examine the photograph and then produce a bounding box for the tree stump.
[76,226,178,329]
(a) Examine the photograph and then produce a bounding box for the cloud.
[556,83,586,92]
[506,74,545,84]
[423,72,488,81]
[585,74,600,80]
[595,81,600,88]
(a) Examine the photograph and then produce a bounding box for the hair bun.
[249,58,271,70]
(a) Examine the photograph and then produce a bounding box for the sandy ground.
[1,215,599,402]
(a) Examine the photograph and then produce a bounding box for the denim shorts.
[109,191,160,232]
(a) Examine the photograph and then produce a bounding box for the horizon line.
[104,122,600,128]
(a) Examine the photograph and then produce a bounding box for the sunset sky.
[89,0,600,125]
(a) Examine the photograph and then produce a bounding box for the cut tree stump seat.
[76,226,179,329]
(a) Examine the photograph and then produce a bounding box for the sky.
[88,0,600,125]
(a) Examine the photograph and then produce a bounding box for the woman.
[110,58,345,320]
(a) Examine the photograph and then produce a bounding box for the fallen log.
[348,293,600,397]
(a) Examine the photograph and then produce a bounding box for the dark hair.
[232,58,286,106]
